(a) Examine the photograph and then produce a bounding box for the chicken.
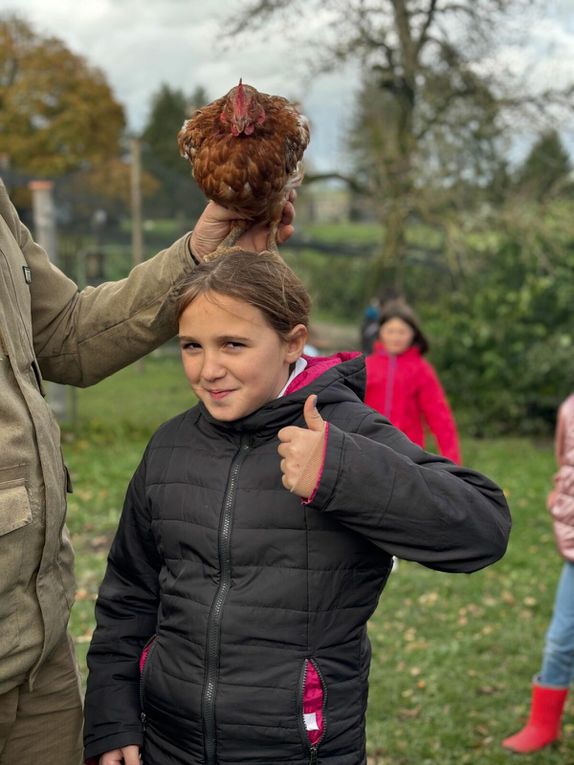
[178,79,310,257]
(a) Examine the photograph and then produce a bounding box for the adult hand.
[190,193,296,261]
[100,745,141,765]
[277,395,327,499]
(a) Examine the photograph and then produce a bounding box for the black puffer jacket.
[84,354,510,765]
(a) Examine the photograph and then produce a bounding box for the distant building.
[298,182,351,224]
[298,180,377,224]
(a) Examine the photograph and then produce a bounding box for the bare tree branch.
[304,171,369,195]
[415,0,438,57]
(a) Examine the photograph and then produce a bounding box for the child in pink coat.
[502,393,574,753]
[365,299,461,464]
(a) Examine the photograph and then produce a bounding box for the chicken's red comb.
[237,78,245,111]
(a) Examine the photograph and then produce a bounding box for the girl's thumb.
[303,395,325,431]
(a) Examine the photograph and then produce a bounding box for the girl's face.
[378,317,415,355]
[178,292,306,421]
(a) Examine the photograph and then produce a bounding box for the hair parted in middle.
[176,248,311,340]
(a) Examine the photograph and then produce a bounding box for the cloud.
[1,0,355,169]
[2,0,573,168]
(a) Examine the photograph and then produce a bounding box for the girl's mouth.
[207,389,234,400]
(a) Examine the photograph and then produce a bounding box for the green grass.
[305,222,383,245]
[62,357,572,764]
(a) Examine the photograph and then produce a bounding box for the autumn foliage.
[0,15,125,177]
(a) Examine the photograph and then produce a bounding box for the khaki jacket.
[0,178,195,693]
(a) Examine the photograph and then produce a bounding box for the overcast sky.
[1,0,573,170]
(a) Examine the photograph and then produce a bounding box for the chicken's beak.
[232,118,248,135]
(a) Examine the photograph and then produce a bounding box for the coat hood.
[198,351,364,439]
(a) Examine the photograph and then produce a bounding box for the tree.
[142,84,190,176]
[0,14,125,177]
[141,83,208,219]
[224,0,571,291]
[427,201,574,435]
[515,130,572,202]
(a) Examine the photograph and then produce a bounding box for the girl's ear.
[285,324,308,362]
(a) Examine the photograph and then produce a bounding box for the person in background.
[502,393,574,753]
[365,299,461,464]
[0,178,295,765]
[360,297,381,354]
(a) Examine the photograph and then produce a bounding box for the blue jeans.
[540,560,574,688]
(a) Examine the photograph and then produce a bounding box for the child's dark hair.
[379,299,429,354]
[176,248,311,339]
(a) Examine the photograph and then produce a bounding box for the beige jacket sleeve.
[3,182,195,387]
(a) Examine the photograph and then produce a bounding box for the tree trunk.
[372,196,409,296]
[369,0,418,296]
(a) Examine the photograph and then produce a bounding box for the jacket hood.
[199,351,365,439]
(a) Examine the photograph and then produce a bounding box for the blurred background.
[1,2,574,762]
[1,0,573,436]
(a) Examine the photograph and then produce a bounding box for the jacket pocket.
[298,658,327,765]
[139,634,158,727]
[0,480,32,537]
[0,469,33,653]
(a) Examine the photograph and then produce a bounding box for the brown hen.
[178,80,310,257]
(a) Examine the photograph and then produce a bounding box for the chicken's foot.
[203,220,251,262]
[266,221,280,255]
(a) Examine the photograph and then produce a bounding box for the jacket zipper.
[139,635,158,730]
[202,438,250,765]
[298,658,328,765]
[383,353,396,419]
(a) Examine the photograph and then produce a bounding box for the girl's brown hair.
[379,299,429,354]
[176,248,311,339]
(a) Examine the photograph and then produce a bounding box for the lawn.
[62,356,572,764]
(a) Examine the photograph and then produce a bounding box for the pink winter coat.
[549,394,574,562]
[365,343,461,464]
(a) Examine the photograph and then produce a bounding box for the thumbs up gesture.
[277,395,327,499]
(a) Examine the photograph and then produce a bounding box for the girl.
[365,299,461,464]
[84,250,510,765]
[502,393,574,753]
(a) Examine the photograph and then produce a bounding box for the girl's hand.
[277,395,327,498]
[100,745,141,765]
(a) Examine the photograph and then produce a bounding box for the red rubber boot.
[502,683,568,753]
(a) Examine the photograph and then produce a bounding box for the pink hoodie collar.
[284,352,361,396]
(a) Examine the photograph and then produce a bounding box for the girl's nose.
[201,353,225,382]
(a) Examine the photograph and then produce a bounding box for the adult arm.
[2,181,295,386]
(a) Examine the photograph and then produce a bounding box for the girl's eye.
[225,341,245,349]
[180,341,201,352]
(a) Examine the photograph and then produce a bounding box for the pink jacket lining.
[303,660,324,745]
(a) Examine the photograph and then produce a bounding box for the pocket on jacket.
[298,658,327,763]
[0,468,33,653]
[139,634,158,718]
